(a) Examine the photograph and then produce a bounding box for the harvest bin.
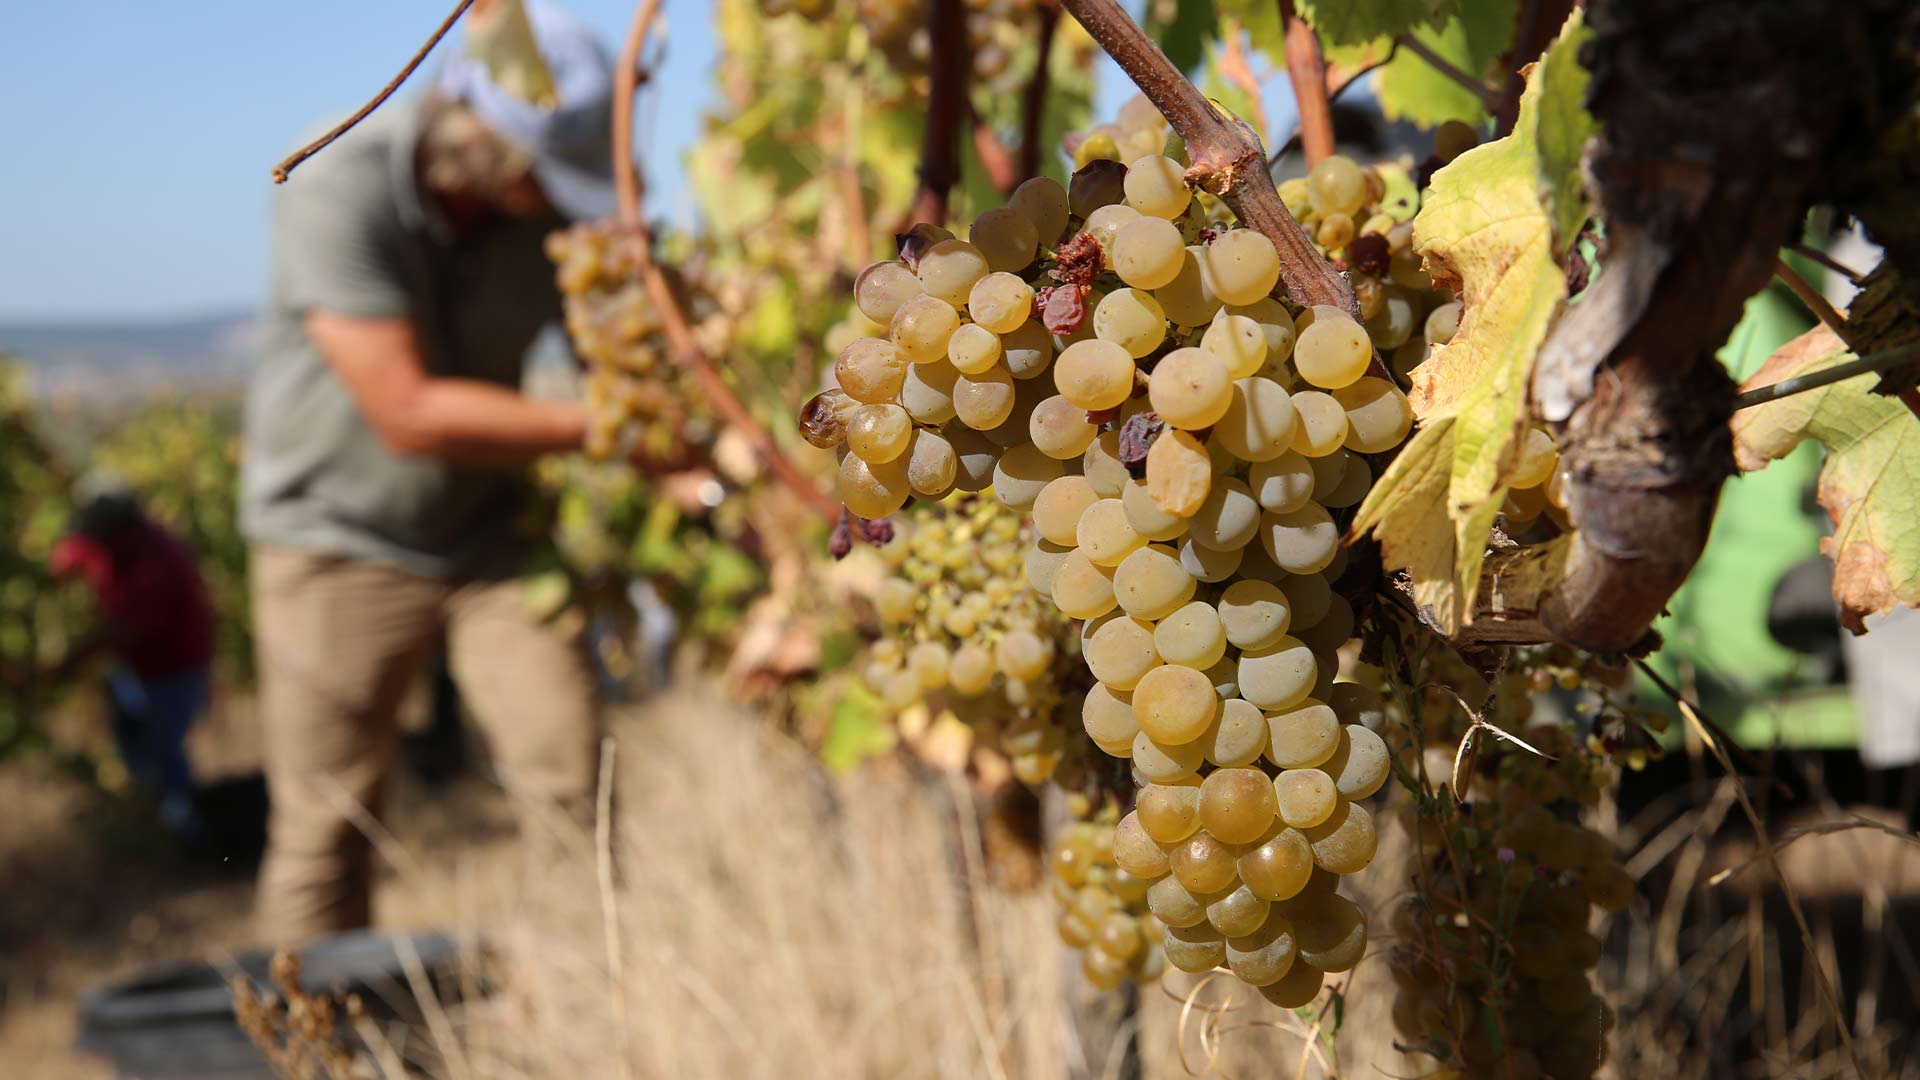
[74,930,466,1079]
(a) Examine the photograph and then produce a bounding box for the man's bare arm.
[306,310,585,468]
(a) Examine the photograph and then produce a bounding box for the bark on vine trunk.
[1512,0,1920,651]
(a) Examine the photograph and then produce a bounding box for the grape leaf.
[1352,12,1591,632]
[1530,12,1595,255]
[1296,0,1452,47]
[1349,419,1463,623]
[1732,324,1920,633]
[1373,0,1517,130]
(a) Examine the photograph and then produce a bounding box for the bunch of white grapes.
[800,94,1499,1006]
[1380,649,1642,1079]
[547,222,707,461]
[1049,803,1168,991]
[853,493,1081,785]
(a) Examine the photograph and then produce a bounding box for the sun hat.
[434,2,623,221]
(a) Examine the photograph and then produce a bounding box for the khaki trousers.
[250,545,600,944]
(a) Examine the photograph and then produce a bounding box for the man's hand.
[306,311,588,468]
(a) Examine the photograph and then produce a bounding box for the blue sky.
[0,2,1294,321]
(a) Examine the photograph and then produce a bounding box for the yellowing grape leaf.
[1732,324,1920,633]
[1350,419,1465,625]
[1352,11,1591,632]
[1530,14,1595,256]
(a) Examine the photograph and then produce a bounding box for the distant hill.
[0,308,259,400]
[0,307,579,409]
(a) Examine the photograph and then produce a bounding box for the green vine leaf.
[1732,324,1920,633]
[1374,0,1517,129]
[1296,0,1452,47]
[1352,11,1592,632]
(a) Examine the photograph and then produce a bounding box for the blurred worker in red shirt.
[49,476,216,844]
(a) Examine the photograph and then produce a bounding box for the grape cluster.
[1049,801,1168,990]
[756,0,1044,83]
[858,493,1083,784]
[800,97,1543,1007]
[546,222,708,461]
[1381,648,1639,1078]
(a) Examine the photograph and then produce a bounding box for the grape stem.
[613,0,841,523]
[1277,0,1336,168]
[1730,341,1920,410]
[269,0,478,183]
[1055,0,1358,317]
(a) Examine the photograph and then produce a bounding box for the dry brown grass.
[12,683,1917,1080]
[428,689,1386,1080]
[1600,769,1920,1080]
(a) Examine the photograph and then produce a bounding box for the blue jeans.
[106,666,208,839]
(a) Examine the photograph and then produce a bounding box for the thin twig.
[271,0,478,183]
[1400,33,1501,111]
[1016,3,1062,186]
[1057,0,1356,314]
[1215,21,1270,145]
[1790,243,1867,286]
[1277,0,1336,167]
[1708,815,1920,886]
[594,737,636,1080]
[906,0,970,227]
[613,0,840,523]
[1775,257,1849,334]
[1635,660,1792,793]
[613,0,662,226]
[1635,658,1870,1080]
[1732,342,1920,410]
[1269,43,1397,168]
[1325,42,1396,97]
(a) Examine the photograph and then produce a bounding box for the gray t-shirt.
[242,97,563,579]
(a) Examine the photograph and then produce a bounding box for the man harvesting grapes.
[243,1,628,943]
